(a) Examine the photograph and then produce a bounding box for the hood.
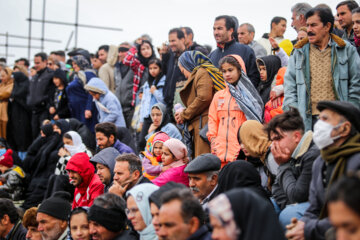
[84,77,108,95]
[91,147,119,175]
[107,45,118,67]
[66,152,95,192]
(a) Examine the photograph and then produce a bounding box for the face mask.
[313,120,342,150]
[0,148,6,156]
[64,144,80,156]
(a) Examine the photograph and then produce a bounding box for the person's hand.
[108,180,130,197]
[85,110,92,119]
[49,107,56,114]
[150,85,157,94]
[269,37,280,52]
[161,165,171,172]
[174,112,184,125]
[271,141,291,165]
[285,218,305,240]
[148,123,159,134]
[53,114,59,120]
[271,97,283,109]
[58,147,70,157]
[135,38,143,45]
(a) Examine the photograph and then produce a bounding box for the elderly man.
[0,199,27,240]
[238,23,267,57]
[286,100,360,240]
[184,153,221,208]
[291,3,312,32]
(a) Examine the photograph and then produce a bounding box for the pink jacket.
[152,165,189,187]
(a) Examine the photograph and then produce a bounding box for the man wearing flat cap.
[184,153,221,208]
[286,100,360,240]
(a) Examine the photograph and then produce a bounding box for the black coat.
[49,88,71,119]
[187,225,212,240]
[3,220,27,240]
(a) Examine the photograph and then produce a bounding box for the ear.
[210,174,218,187]
[109,134,115,143]
[324,22,332,32]
[299,14,305,23]
[188,217,200,235]
[339,121,352,137]
[132,170,141,180]
[293,130,303,144]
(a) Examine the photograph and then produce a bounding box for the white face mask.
[313,120,342,150]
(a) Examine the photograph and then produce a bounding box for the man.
[283,7,360,131]
[95,122,134,154]
[291,3,312,32]
[90,147,119,192]
[114,42,135,129]
[98,45,117,93]
[336,0,359,43]
[238,23,267,57]
[66,152,104,208]
[181,27,209,55]
[158,188,211,240]
[0,199,27,240]
[258,16,287,55]
[91,53,103,72]
[88,193,137,240]
[27,52,55,138]
[184,153,221,208]
[161,28,186,114]
[209,15,260,87]
[23,207,42,240]
[286,101,360,240]
[15,58,30,69]
[109,153,151,198]
[264,108,319,227]
[36,192,72,240]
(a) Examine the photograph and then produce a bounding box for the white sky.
[0,0,352,65]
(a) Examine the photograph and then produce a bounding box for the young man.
[257,16,287,55]
[336,0,359,43]
[0,199,27,240]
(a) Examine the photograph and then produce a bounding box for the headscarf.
[151,103,171,133]
[54,119,71,136]
[178,51,225,91]
[208,188,286,240]
[225,55,263,122]
[256,55,281,105]
[72,55,91,71]
[126,183,159,240]
[10,72,29,108]
[64,131,87,156]
[137,40,156,67]
[53,69,68,87]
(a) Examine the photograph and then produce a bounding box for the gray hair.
[205,170,220,181]
[291,2,312,16]
[239,23,255,34]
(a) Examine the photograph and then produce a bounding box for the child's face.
[149,63,161,78]
[63,137,73,146]
[0,164,8,174]
[259,65,267,81]
[221,62,241,84]
[89,91,100,101]
[153,142,163,157]
[53,77,62,87]
[161,146,175,166]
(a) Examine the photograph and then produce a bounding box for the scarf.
[64,131,87,156]
[319,133,360,219]
[73,55,91,70]
[354,34,360,47]
[226,70,264,122]
[178,51,225,91]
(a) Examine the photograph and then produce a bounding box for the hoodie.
[66,152,104,209]
[84,77,126,128]
[98,45,118,93]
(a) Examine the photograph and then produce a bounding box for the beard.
[41,222,65,240]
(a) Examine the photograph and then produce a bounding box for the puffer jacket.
[207,85,247,166]
[0,165,25,201]
[65,152,104,209]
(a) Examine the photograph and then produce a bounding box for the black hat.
[38,191,72,220]
[317,101,360,132]
[149,182,186,208]
[184,153,221,174]
[53,69,67,86]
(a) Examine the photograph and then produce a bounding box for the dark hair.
[95,122,117,139]
[115,153,142,175]
[215,15,236,31]
[336,0,359,11]
[136,40,155,67]
[219,55,243,72]
[55,50,65,57]
[161,188,205,224]
[0,199,19,224]
[15,58,30,67]
[328,174,360,216]
[352,6,360,14]
[0,58,6,63]
[168,28,185,39]
[264,107,305,139]
[63,133,72,140]
[305,7,334,32]
[23,207,38,228]
[98,45,109,53]
[34,52,48,61]
[148,58,162,69]
[271,16,287,30]
[69,207,88,225]
[182,27,194,39]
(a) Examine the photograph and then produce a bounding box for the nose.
[26,231,32,239]
[38,224,44,232]
[189,179,195,187]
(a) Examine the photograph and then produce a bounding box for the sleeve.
[275,48,289,67]
[207,93,220,142]
[142,157,162,176]
[89,182,104,206]
[152,171,171,187]
[122,47,144,77]
[162,124,182,140]
[0,85,13,100]
[152,89,165,104]
[283,55,298,110]
[85,94,93,111]
[101,100,122,124]
[244,48,260,88]
[347,45,360,108]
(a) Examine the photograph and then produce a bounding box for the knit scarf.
[319,133,360,219]
[226,70,264,122]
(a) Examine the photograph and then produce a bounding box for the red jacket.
[66,153,104,209]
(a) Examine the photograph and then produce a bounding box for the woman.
[49,69,71,120]
[353,7,360,55]
[207,55,263,167]
[66,55,98,132]
[176,50,224,158]
[126,183,159,240]
[0,67,14,139]
[69,207,91,240]
[208,188,285,240]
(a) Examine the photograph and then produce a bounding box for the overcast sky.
[0,0,352,64]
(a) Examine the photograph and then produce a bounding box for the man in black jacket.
[0,199,27,240]
[27,52,55,139]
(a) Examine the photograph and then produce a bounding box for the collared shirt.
[201,185,218,209]
[312,37,332,52]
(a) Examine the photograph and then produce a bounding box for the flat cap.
[317,101,360,132]
[184,153,221,173]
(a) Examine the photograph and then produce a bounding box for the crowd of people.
[0,1,360,240]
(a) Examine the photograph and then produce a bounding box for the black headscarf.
[53,69,68,87]
[54,119,71,136]
[137,40,156,67]
[256,55,281,105]
[11,72,29,108]
[216,160,269,201]
[151,103,171,133]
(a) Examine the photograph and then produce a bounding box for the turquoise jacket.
[284,34,360,130]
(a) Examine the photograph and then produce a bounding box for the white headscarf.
[64,131,87,156]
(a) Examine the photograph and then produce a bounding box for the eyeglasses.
[125,207,139,216]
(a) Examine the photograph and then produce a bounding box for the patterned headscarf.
[73,55,91,70]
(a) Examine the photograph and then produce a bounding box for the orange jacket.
[207,85,247,166]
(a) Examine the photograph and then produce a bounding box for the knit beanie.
[38,191,72,221]
[0,149,13,168]
[152,132,170,148]
[163,138,188,161]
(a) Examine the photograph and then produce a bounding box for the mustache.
[308,32,316,36]
[190,187,200,192]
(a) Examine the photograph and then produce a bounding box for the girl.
[141,132,170,180]
[69,207,90,240]
[152,138,189,187]
[49,69,71,120]
[207,55,263,167]
[0,67,14,139]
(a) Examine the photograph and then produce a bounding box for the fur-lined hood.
[106,45,118,67]
[294,33,346,49]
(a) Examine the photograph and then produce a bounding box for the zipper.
[331,49,339,100]
[224,96,232,161]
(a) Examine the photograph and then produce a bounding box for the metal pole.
[65,31,74,51]
[5,32,8,60]
[28,0,32,59]
[75,0,79,48]
[0,33,61,43]
[41,0,46,52]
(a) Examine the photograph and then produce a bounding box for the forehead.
[141,43,151,48]
[188,172,207,179]
[159,200,182,220]
[37,212,56,221]
[337,4,351,13]
[319,109,343,120]
[214,19,226,27]
[34,56,43,62]
[168,33,179,40]
[95,132,107,138]
[114,161,129,170]
[238,25,248,33]
[353,12,360,19]
[306,14,322,24]
[96,163,108,169]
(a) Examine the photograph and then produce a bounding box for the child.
[49,69,71,120]
[0,149,25,201]
[152,138,189,187]
[141,132,170,180]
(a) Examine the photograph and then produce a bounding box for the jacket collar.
[217,38,236,50]
[294,33,346,49]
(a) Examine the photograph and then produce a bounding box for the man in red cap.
[65,152,104,209]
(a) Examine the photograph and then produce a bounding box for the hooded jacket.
[98,45,118,93]
[65,152,104,209]
[85,77,126,128]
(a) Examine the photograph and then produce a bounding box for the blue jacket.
[113,139,134,154]
[283,34,360,131]
[85,78,126,128]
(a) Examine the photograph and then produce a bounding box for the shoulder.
[347,152,360,170]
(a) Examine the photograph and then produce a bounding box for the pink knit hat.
[152,132,170,145]
[163,138,188,161]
